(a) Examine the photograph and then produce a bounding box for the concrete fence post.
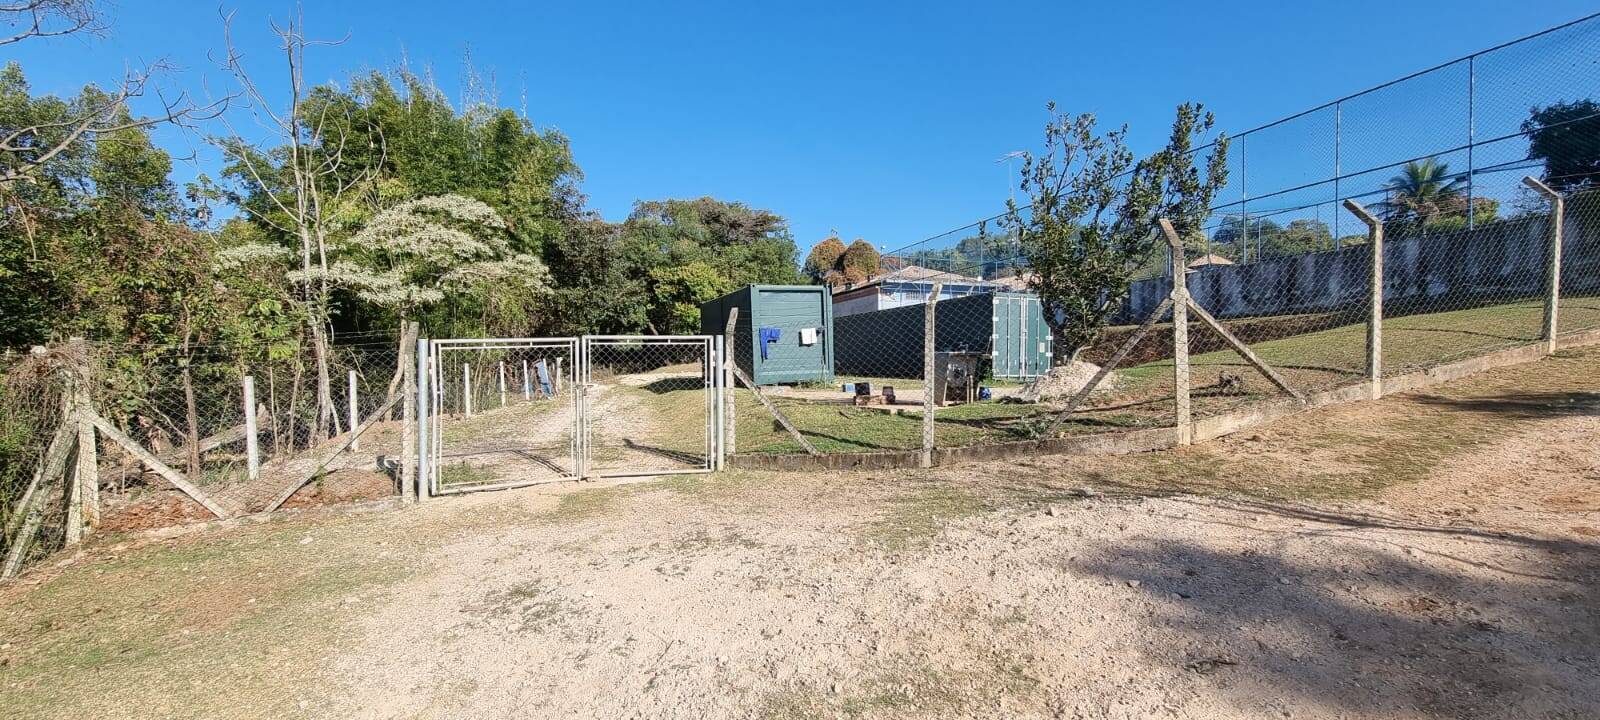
[1523,176,1564,353]
[921,282,944,468]
[243,375,260,480]
[522,359,532,400]
[347,370,360,451]
[399,321,419,502]
[463,362,473,416]
[1159,220,1191,445]
[1344,200,1384,399]
[498,361,508,407]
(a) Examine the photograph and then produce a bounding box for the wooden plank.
[1186,299,1305,401]
[85,411,231,519]
[727,363,818,456]
[1039,297,1173,438]
[264,393,402,512]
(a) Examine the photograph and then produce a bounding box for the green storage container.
[700,285,835,385]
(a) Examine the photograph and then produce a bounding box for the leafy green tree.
[1002,102,1230,364]
[1380,158,1465,235]
[617,197,801,333]
[1523,100,1600,192]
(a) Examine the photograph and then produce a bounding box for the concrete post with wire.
[1523,176,1564,354]
[1159,221,1191,445]
[347,370,360,451]
[1344,200,1384,399]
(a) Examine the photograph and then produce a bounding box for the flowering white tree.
[320,194,550,318]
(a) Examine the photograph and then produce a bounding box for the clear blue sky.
[6,1,1597,251]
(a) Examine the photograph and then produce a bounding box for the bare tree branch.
[0,0,106,47]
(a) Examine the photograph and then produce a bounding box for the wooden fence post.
[1523,176,1564,353]
[921,282,943,467]
[243,375,260,480]
[1159,220,1191,445]
[1344,200,1384,399]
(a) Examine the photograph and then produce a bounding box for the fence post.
[723,308,739,456]
[243,375,260,480]
[400,321,419,502]
[1344,200,1384,399]
[67,339,98,539]
[498,361,507,407]
[416,336,430,501]
[1159,221,1191,445]
[522,359,532,400]
[921,282,943,467]
[347,370,360,451]
[463,362,473,416]
[1523,176,1564,353]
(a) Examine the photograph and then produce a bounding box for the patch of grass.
[438,461,503,488]
[857,482,986,551]
[0,515,416,720]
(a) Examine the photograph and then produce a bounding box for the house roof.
[831,264,993,295]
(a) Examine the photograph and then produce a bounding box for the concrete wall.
[1114,206,1600,324]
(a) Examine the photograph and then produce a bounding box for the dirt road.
[2,348,1597,719]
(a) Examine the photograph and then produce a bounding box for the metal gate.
[580,336,721,478]
[419,335,721,495]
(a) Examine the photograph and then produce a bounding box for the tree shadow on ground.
[638,377,703,394]
[1408,390,1600,419]
[1065,499,1600,718]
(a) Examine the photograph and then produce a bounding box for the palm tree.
[1380,158,1466,233]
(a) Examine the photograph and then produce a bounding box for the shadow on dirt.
[1067,498,1600,718]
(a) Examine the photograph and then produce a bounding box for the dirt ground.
[2,348,1598,719]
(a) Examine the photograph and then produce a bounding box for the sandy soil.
[316,398,1599,718]
[4,351,1597,720]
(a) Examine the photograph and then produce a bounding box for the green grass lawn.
[737,297,1600,455]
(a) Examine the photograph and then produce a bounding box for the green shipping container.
[834,291,1052,380]
[700,285,835,385]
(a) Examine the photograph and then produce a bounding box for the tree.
[1379,158,1465,235]
[1001,102,1229,364]
[214,9,375,440]
[617,197,801,333]
[1523,99,1600,192]
[803,235,846,282]
[0,1,225,186]
[838,239,880,285]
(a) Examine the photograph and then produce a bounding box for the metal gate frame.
[418,335,723,497]
[578,335,722,480]
[424,337,580,495]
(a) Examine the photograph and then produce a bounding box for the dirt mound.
[1014,361,1118,403]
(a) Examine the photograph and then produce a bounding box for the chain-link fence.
[1,333,415,577]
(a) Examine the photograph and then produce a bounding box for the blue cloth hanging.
[758,327,782,360]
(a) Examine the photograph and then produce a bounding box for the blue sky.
[6,1,1597,252]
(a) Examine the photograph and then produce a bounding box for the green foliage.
[1523,100,1600,192]
[1002,102,1230,362]
[618,197,801,334]
[1379,158,1467,235]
